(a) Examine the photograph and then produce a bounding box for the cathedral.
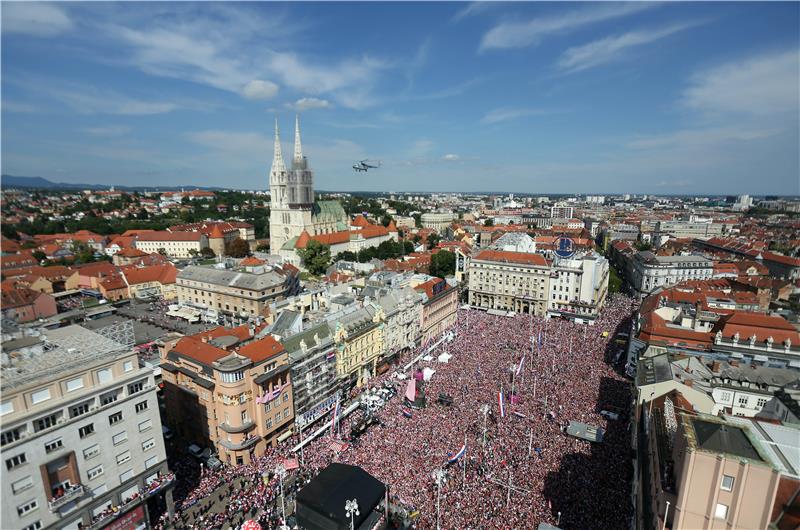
[269,117,398,267]
[268,116,349,253]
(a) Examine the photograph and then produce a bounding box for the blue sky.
[2,1,798,194]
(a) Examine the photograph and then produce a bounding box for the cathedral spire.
[294,114,303,162]
[271,117,286,174]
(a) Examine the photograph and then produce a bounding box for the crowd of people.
[156,294,637,530]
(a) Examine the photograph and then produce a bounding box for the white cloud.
[1,2,74,36]
[289,97,332,112]
[442,154,460,161]
[452,2,496,23]
[481,107,554,124]
[682,49,800,116]
[242,80,279,100]
[627,127,780,150]
[479,2,656,51]
[82,125,131,137]
[558,22,699,73]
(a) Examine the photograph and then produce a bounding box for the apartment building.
[329,305,385,389]
[550,204,574,219]
[133,231,209,258]
[415,277,459,344]
[176,263,300,318]
[547,253,610,323]
[654,220,724,246]
[644,411,780,530]
[467,250,551,316]
[630,252,713,299]
[282,323,340,429]
[373,286,424,361]
[420,211,455,232]
[1,326,172,530]
[161,327,294,465]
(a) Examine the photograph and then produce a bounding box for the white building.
[630,252,713,298]
[1,326,173,530]
[421,211,455,232]
[550,204,574,219]
[547,253,610,323]
[133,231,208,258]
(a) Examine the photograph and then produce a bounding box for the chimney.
[729,359,739,367]
[684,379,693,388]
[711,361,721,373]
[202,336,209,343]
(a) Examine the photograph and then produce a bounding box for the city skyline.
[2,1,799,194]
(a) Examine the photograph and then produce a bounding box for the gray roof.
[270,310,302,337]
[178,265,285,291]
[283,323,333,355]
[1,325,129,390]
[691,418,763,462]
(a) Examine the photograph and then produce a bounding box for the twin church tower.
[268,116,348,253]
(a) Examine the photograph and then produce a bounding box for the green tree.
[403,240,415,254]
[200,247,216,258]
[381,215,393,227]
[225,238,250,258]
[634,240,652,252]
[298,240,331,275]
[357,247,378,263]
[426,233,441,250]
[256,243,270,252]
[157,247,167,256]
[32,250,46,261]
[484,218,494,227]
[335,250,357,262]
[71,241,95,263]
[608,267,623,294]
[430,250,456,279]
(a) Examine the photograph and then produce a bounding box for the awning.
[277,429,293,442]
[789,360,800,369]
[729,352,744,359]
[753,355,769,363]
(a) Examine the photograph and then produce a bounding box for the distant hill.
[1,175,229,192]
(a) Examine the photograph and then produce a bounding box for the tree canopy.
[298,240,331,275]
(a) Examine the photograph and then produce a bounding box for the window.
[283,408,289,419]
[22,522,42,530]
[79,424,95,439]
[737,395,749,407]
[100,391,119,406]
[92,483,108,496]
[12,476,33,494]
[88,464,104,480]
[135,400,148,413]
[757,397,768,408]
[44,438,63,453]
[128,381,145,394]
[720,474,735,491]
[116,451,131,465]
[97,368,113,385]
[138,419,153,432]
[17,498,39,516]
[145,455,159,468]
[30,388,51,405]
[715,503,728,519]
[83,444,100,460]
[6,452,27,470]
[119,469,133,482]
[70,403,90,419]
[1,427,22,446]
[65,377,84,392]
[220,371,244,383]
[109,411,123,425]
[34,413,59,432]
[142,438,155,452]
[266,418,272,429]
[275,413,281,423]
[112,431,128,445]
[282,392,289,403]
[1,400,13,416]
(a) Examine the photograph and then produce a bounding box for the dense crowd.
[157,294,636,530]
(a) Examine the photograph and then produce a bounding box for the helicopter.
[353,159,382,172]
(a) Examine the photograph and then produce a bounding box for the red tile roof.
[474,249,548,266]
[237,335,285,363]
[135,231,203,242]
[121,264,177,285]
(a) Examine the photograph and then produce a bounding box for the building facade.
[415,278,459,344]
[547,253,610,323]
[467,250,551,315]
[420,211,455,232]
[176,264,300,318]
[161,330,294,465]
[133,232,209,258]
[330,306,385,389]
[1,326,172,530]
[631,252,713,299]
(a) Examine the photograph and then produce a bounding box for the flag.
[402,407,413,418]
[405,379,416,402]
[512,410,527,419]
[281,458,299,471]
[325,350,335,361]
[498,391,506,418]
[448,442,466,464]
[330,439,349,452]
[516,355,525,376]
[330,397,340,435]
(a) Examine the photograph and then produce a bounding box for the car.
[162,426,174,440]
[600,410,620,421]
[188,444,205,458]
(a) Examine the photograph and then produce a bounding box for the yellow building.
[332,305,386,389]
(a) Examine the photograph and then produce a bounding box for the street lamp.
[345,498,360,530]
[276,463,287,527]
[433,469,446,530]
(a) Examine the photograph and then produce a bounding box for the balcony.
[218,434,261,451]
[49,483,86,511]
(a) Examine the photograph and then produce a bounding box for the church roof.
[387,220,398,232]
[352,215,370,228]
[296,230,312,248]
[312,201,347,222]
